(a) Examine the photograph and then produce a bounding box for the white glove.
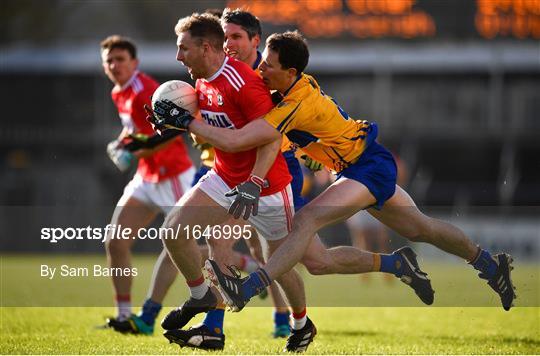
[107,140,134,172]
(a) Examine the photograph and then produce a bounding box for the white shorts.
[195,169,294,241]
[121,167,195,214]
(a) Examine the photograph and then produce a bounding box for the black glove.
[151,99,195,132]
[225,177,265,220]
[144,104,167,135]
[122,131,183,152]
[120,133,149,152]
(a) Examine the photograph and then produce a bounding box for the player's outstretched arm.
[189,118,280,152]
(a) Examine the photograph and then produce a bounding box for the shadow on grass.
[499,336,540,348]
[322,329,379,338]
[427,334,540,348]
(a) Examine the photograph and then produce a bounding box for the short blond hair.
[175,13,224,51]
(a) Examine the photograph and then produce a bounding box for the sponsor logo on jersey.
[200,110,236,129]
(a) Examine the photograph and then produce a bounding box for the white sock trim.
[117,301,132,320]
[190,282,209,299]
[292,315,307,330]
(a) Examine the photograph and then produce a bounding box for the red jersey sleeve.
[131,89,156,136]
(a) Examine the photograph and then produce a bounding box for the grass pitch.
[1,254,539,354]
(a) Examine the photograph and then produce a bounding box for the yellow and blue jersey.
[200,146,215,168]
[264,74,377,173]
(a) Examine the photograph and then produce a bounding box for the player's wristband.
[248,174,269,191]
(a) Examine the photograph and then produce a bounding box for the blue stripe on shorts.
[283,150,306,212]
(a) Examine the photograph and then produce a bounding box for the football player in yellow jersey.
[164,30,517,313]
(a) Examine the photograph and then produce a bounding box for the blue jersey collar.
[252,51,262,70]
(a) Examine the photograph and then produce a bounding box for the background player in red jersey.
[100,35,195,334]
[148,14,315,352]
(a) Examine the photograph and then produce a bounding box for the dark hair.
[175,13,224,51]
[221,8,262,40]
[100,35,137,59]
[204,8,223,19]
[266,31,309,73]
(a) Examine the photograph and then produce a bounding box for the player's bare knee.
[275,270,297,289]
[207,236,234,249]
[161,231,182,251]
[106,237,131,257]
[304,262,327,275]
[301,257,330,275]
[401,221,433,243]
[160,216,189,246]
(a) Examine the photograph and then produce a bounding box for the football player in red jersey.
[100,35,195,334]
[147,14,315,352]
[173,9,292,343]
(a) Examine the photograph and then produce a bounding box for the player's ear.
[201,41,212,56]
[287,67,298,78]
[252,34,261,49]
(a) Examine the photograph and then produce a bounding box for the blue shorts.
[337,141,397,209]
[191,164,211,187]
[283,150,306,212]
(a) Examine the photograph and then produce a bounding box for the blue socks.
[274,310,290,327]
[139,298,162,325]
[203,309,225,335]
[200,268,271,335]
[470,248,498,280]
[242,269,272,300]
[380,253,404,277]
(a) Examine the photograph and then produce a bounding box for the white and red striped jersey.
[111,71,192,182]
[196,56,291,196]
